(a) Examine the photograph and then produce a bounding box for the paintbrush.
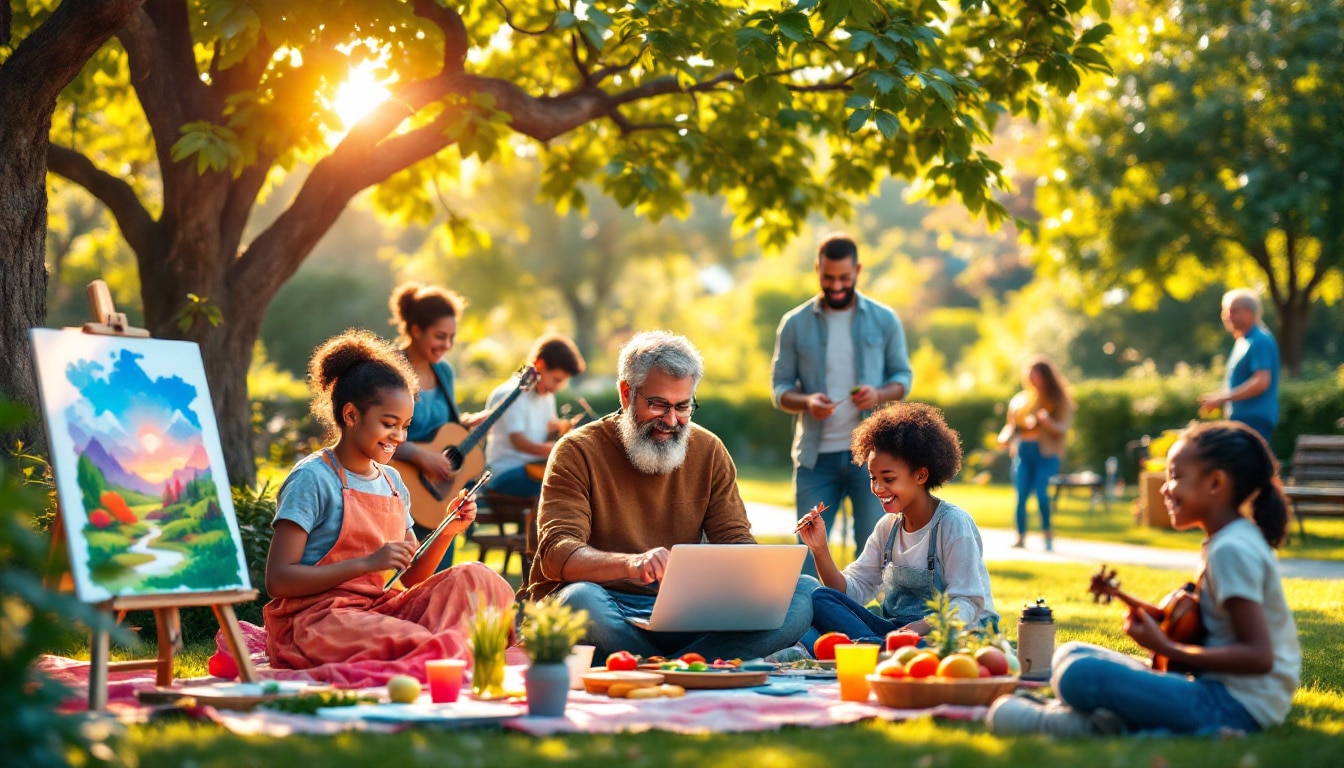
[794,501,827,533]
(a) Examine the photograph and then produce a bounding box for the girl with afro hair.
[799,402,998,648]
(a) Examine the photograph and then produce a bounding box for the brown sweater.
[526,414,755,600]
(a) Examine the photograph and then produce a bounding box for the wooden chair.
[470,491,537,576]
[1282,435,1344,539]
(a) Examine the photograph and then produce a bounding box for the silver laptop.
[625,544,807,632]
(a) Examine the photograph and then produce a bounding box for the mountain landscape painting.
[30,329,250,602]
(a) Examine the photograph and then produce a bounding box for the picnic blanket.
[37,620,530,711]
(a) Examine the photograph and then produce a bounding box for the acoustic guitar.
[393,367,539,529]
[1087,565,1206,673]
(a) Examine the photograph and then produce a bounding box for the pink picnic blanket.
[503,683,987,736]
[37,620,530,710]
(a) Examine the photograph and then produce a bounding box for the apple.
[606,650,639,671]
[1005,653,1022,675]
[812,631,853,661]
[978,664,992,678]
[936,653,980,679]
[875,659,908,678]
[904,651,940,679]
[386,674,421,703]
[207,651,238,680]
[974,646,1010,677]
[884,630,921,652]
[891,646,922,667]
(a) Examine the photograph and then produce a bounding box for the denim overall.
[880,500,947,626]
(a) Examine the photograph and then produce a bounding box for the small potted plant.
[468,595,514,700]
[518,600,589,716]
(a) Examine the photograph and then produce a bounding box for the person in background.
[771,233,913,575]
[997,355,1074,551]
[988,421,1299,736]
[1199,288,1280,444]
[388,282,482,569]
[484,334,586,497]
[263,330,514,681]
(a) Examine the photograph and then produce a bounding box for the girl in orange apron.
[263,331,514,682]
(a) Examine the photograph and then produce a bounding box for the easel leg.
[213,604,258,683]
[89,625,110,710]
[153,608,181,687]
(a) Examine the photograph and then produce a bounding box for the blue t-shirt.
[273,451,414,566]
[1226,324,1280,428]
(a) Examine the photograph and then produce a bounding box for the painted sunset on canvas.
[30,329,249,602]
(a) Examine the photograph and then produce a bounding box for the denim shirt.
[771,292,913,469]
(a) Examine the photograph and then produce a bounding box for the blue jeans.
[794,451,885,577]
[1053,642,1260,734]
[801,587,899,652]
[552,575,820,661]
[1012,441,1060,536]
[488,465,542,498]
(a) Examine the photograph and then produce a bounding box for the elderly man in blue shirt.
[771,233,913,576]
[1199,288,1281,444]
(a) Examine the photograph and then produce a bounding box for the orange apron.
[264,450,514,679]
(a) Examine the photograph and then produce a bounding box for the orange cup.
[835,643,879,702]
[425,659,467,703]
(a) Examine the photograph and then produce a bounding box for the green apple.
[1005,653,1022,676]
[387,674,421,703]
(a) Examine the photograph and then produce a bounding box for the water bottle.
[1105,456,1119,500]
[1017,598,1056,682]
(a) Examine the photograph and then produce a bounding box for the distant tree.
[1038,0,1344,375]
[21,0,1108,484]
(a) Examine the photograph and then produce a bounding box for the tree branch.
[494,0,555,35]
[47,144,157,257]
[412,0,469,74]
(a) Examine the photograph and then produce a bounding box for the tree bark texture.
[0,0,144,453]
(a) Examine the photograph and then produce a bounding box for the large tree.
[0,0,145,452]
[1038,0,1344,375]
[26,0,1109,485]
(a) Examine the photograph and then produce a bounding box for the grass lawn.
[94,560,1343,768]
[736,463,1344,561]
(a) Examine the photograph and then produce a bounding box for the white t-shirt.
[818,306,860,453]
[483,377,556,474]
[1200,517,1300,728]
[840,501,998,628]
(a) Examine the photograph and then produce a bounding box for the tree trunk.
[1274,289,1310,379]
[0,0,145,453]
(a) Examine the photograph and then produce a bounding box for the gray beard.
[617,407,691,475]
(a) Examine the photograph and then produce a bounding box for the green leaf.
[846,108,872,132]
[847,29,876,50]
[874,110,899,139]
[556,11,577,29]
[776,11,811,43]
[1093,0,1112,19]
[819,0,852,29]
[869,70,899,94]
[844,93,871,109]
[1079,23,1113,46]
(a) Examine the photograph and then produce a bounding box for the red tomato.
[884,630,921,652]
[679,653,706,665]
[606,651,638,671]
[812,631,852,661]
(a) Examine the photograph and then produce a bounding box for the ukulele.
[1087,565,1207,673]
[392,367,539,528]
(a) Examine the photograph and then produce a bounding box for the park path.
[744,501,1344,581]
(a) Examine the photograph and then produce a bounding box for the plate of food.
[770,659,838,679]
[657,669,770,689]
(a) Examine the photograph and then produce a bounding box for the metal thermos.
[1018,599,1056,682]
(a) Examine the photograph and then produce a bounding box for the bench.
[1049,470,1108,514]
[1282,435,1344,538]
[469,491,537,577]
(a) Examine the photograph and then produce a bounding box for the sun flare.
[332,62,393,129]
[140,432,162,454]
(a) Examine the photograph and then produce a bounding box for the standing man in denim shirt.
[771,233,913,575]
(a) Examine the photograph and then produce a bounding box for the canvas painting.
[29,328,251,602]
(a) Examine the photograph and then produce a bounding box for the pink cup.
[426,659,467,703]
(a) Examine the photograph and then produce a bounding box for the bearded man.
[527,331,817,660]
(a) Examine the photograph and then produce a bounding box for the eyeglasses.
[633,391,698,419]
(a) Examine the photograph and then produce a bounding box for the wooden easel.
[46,280,258,709]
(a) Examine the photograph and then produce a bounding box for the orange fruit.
[936,653,980,679]
[875,659,908,678]
[904,651,940,679]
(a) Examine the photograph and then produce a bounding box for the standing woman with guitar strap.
[483,334,586,498]
[387,283,482,571]
[988,422,1300,737]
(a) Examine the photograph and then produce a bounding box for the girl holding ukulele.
[263,330,513,679]
[989,421,1300,736]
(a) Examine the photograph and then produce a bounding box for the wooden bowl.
[865,674,1019,708]
[581,669,664,695]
